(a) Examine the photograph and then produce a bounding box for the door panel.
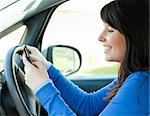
[71,76,115,92]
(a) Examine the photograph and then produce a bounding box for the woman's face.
[98,23,126,62]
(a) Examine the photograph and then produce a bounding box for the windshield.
[0,0,19,10]
[0,25,26,71]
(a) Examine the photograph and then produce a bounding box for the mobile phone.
[24,45,31,63]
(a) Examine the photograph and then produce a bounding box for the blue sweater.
[35,65,149,116]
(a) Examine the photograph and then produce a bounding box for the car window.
[0,25,26,71]
[42,0,119,78]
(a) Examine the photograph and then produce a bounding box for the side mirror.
[42,45,82,76]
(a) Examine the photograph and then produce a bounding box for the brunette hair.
[100,0,149,100]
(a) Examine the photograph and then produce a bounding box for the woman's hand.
[23,45,49,68]
[22,54,49,91]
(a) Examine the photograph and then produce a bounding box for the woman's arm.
[35,80,76,116]
[22,52,76,116]
[100,71,149,115]
[47,64,118,115]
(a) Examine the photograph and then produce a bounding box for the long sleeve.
[47,65,117,115]
[35,79,76,116]
[35,64,149,115]
[100,70,149,115]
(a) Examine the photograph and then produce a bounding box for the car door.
[41,0,119,93]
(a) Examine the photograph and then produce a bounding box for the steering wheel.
[4,46,41,116]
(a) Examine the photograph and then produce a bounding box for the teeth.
[103,46,110,53]
[104,46,110,50]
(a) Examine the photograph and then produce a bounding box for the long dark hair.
[100,0,149,100]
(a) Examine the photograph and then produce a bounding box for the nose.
[98,32,106,42]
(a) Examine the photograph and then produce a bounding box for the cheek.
[110,35,126,62]
[114,43,126,58]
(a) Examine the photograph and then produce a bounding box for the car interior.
[0,0,118,115]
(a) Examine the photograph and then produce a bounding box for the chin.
[105,56,116,62]
[104,53,112,61]
[105,58,121,63]
[106,59,113,62]
[105,57,113,62]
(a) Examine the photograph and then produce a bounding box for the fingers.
[22,53,45,70]
[22,54,36,71]
[22,44,37,53]
[22,54,30,66]
[26,45,38,53]
[22,44,48,67]
[32,61,45,70]
[28,54,41,62]
[27,54,46,68]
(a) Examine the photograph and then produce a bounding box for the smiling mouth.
[103,46,111,53]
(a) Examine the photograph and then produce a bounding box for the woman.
[22,0,149,115]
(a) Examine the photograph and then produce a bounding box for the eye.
[108,29,114,33]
